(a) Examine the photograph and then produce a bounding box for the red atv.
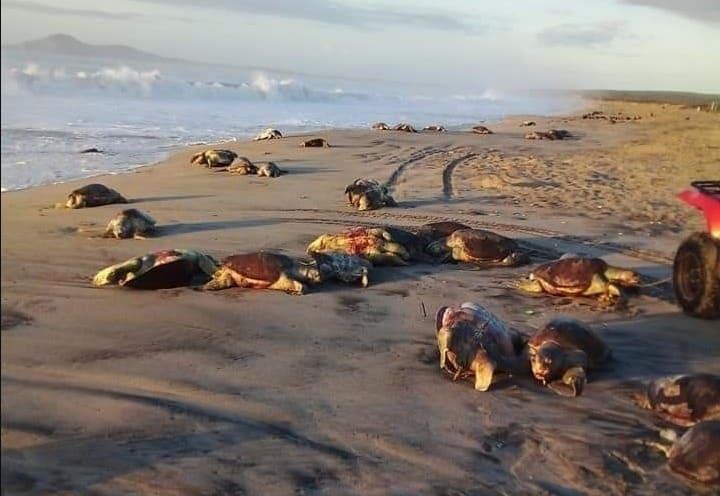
[674,181,720,318]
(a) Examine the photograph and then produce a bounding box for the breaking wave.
[2,62,366,101]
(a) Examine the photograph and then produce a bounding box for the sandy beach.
[2,100,719,495]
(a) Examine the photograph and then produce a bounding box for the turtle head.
[426,239,450,261]
[65,193,85,209]
[529,342,565,384]
[503,251,530,267]
[605,266,640,287]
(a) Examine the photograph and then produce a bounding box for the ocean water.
[1,51,579,191]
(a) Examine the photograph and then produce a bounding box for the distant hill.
[3,34,179,62]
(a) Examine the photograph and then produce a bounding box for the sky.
[1,0,719,92]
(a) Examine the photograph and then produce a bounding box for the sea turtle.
[104,208,156,239]
[378,226,432,262]
[520,121,536,127]
[92,249,217,289]
[227,158,258,175]
[525,129,571,140]
[307,227,410,266]
[644,421,720,486]
[426,228,529,267]
[393,123,417,133]
[636,374,720,427]
[414,221,471,244]
[253,128,283,141]
[344,178,397,211]
[372,122,390,130]
[472,125,493,135]
[526,317,610,397]
[300,138,330,148]
[257,162,286,178]
[423,125,447,132]
[517,255,640,302]
[311,251,371,287]
[435,302,526,391]
[191,149,238,168]
[62,184,128,209]
[204,252,321,295]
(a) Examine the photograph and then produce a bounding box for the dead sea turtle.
[227,157,258,175]
[636,374,720,427]
[307,227,410,266]
[427,228,529,267]
[423,125,447,132]
[257,162,286,178]
[520,121,536,127]
[93,249,217,289]
[372,122,390,130]
[311,252,371,287]
[62,184,128,209]
[526,317,610,397]
[472,125,493,135]
[393,123,417,133]
[253,128,283,141]
[300,138,330,148]
[435,302,526,391]
[104,208,156,239]
[645,421,720,486]
[191,149,238,168]
[344,178,397,211]
[525,129,571,140]
[204,252,321,295]
[414,221,470,244]
[517,255,640,302]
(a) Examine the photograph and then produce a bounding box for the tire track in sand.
[383,146,454,191]
[442,153,477,199]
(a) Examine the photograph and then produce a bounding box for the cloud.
[537,22,624,47]
[620,0,720,24]
[1,1,141,20]
[132,0,481,32]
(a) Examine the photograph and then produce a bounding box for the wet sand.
[2,101,719,495]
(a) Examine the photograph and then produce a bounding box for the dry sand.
[2,101,719,495]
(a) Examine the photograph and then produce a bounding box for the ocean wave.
[2,62,367,102]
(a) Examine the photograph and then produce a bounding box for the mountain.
[3,34,178,62]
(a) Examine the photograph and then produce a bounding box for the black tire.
[673,232,720,319]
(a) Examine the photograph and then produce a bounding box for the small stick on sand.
[420,300,427,319]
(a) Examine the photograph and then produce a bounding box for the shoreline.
[2,99,719,494]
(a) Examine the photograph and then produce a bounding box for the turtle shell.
[123,250,208,289]
[646,374,720,426]
[341,227,384,255]
[668,420,720,485]
[222,252,293,283]
[69,184,126,207]
[528,318,609,367]
[531,257,608,294]
[415,221,470,242]
[441,304,516,369]
[447,229,520,262]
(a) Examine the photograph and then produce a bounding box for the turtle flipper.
[92,257,143,286]
[472,349,497,391]
[203,268,235,291]
[516,277,544,293]
[548,366,587,397]
[271,273,306,295]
